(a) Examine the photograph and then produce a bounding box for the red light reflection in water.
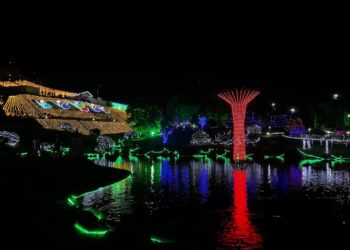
[218,169,262,249]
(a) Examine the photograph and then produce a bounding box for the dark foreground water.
[77,158,350,249]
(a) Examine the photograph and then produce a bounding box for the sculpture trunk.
[232,104,247,160]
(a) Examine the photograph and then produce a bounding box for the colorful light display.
[54,100,71,110]
[34,99,53,109]
[71,101,90,112]
[3,93,130,135]
[218,89,259,160]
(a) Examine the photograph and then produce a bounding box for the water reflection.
[218,168,262,249]
[77,158,350,249]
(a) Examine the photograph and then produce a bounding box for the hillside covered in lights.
[0,80,131,135]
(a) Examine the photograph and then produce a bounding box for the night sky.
[1,10,350,106]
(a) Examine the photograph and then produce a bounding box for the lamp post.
[97,84,103,106]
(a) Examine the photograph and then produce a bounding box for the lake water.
[77,158,350,249]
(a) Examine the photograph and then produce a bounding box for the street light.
[290,108,296,114]
[271,102,276,107]
[333,93,339,100]
[347,114,350,118]
[96,84,103,106]
[308,128,311,134]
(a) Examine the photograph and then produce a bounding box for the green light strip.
[299,158,324,167]
[216,149,230,157]
[264,153,284,161]
[109,102,128,111]
[129,155,139,162]
[246,153,254,161]
[70,174,133,200]
[297,149,324,160]
[199,148,214,155]
[216,155,231,163]
[330,155,350,161]
[67,196,78,207]
[150,236,175,244]
[86,153,100,161]
[129,147,140,154]
[89,210,104,220]
[20,152,28,157]
[74,223,109,236]
[144,148,178,159]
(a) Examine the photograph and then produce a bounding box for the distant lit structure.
[218,89,259,160]
[0,80,130,135]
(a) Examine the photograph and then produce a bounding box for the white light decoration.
[0,131,20,147]
[246,137,260,145]
[303,139,306,150]
[190,130,212,145]
[214,131,232,145]
[40,142,54,152]
[307,139,311,149]
[95,136,116,153]
[325,140,329,154]
[124,131,141,140]
[246,125,262,135]
[213,130,260,146]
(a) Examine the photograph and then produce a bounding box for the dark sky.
[1,10,350,106]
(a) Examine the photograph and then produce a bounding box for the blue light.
[161,128,173,145]
[198,116,207,129]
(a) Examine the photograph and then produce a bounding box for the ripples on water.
[78,158,350,249]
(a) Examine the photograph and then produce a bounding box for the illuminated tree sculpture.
[218,89,259,160]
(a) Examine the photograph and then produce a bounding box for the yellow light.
[2,94,131,135]
[0,80,76,97]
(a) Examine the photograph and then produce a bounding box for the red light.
[218,169,262,249]
[218,89,259,160]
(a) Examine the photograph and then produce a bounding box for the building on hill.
[0,80,130,135]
